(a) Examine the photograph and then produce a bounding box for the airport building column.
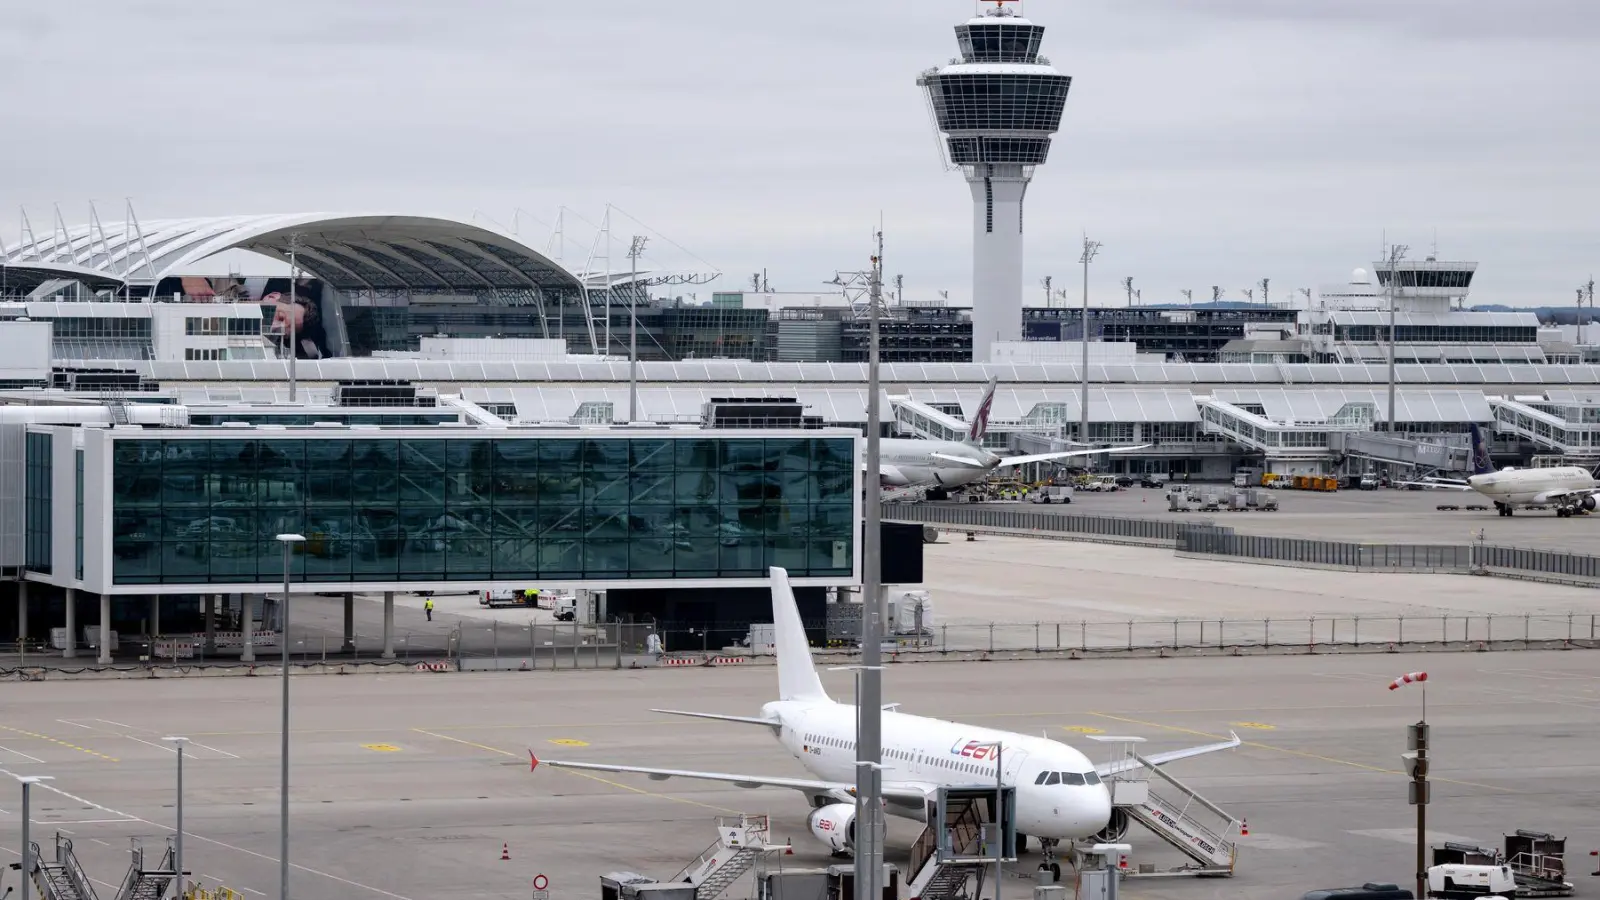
[63,587,77,658]
[204,595,216,653]
[381,592,395,659]
[97,593,111,665]
[149,595,161,638]
[342,592,355,652]
[16,581,27,649]
[241,594,255,663]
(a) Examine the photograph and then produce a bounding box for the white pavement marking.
[0,746,46,763]
[188,740,241,760]
[1350,827,1486,845]
[93,718,140,730]
[56,719,95,729]
[25,779,418,900]
[240,888,267,897]
[121,735,179,754]
[92,839,112,847]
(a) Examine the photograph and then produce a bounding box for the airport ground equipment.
[1431,833,1575,897]
[905,786,1016,900]
[114,839,176,900]
[29,834,97,900]
[601,872,697,900]
[671,816,791,900]
[1301,883,1415,900]
[1088,736,1240,877]
[1425,863,1517,899]
[1073,844,1132,900]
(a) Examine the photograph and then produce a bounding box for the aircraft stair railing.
[1125,753,1239,875]
[115,839,176,900]
[882,485,931,504]
[31,834,99,900]
[908,793,995,900]
[670,815,783,900]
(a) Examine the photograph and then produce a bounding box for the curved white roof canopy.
[1,260,128,295]
[2,214,583,294]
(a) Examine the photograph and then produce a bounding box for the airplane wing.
[929,452,988,468]
[998,444,1152,468]
[1531,486,1600,503]
[533,753,934,805]
[1092,732,1241,778]
[1392,480,1473,491]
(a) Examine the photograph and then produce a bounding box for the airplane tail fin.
[1468,423,1493,475]
[770,566,830,703]
[965,376,999,446]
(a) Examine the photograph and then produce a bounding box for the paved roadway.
[2,652,1597,900]
[936,485,1600,552]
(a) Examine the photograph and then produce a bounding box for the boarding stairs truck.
[671,815,789,900]
[30,834,98,900]
[114,839,177,900]
[1089,736,1241,877]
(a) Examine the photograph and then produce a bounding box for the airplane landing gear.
[1036,838,1064,883]
[1495,502,1513,517]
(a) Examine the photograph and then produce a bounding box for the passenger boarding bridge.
[1490,392,1600,459]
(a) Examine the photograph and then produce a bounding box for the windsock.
[1388,671,1427,691]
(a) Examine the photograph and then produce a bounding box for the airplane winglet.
[1228,730,1241,747]
[529,750,539,772]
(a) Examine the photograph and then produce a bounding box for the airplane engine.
[1090,808,1130,843]
[880,466,912,487]
[806,803,856,854]
[1583,496,1597,512]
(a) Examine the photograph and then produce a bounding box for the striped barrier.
[659,657,698,667]
[414,661,450,672]
[710,656,747,666]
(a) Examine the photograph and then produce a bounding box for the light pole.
[286,234,300,405]
[859,231,887,900]
[275,533,305,900]
[626,236,649,423]
[163,737,188,899]
[15,775,54,900]
[829,664,886,900]
[1385,245,1408,435]
[1078,237,1101,449]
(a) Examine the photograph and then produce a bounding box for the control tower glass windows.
[956,24,1045,62]
[1374,270,1475,289]
[926,73,1071,134]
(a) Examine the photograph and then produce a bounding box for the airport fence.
[452,620,658,669]
[886,502,1600,584]
[871,612,1598,655]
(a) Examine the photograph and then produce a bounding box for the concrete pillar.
[240,593,255,663]
[342,592,355,652]
[97,593,111,665]
[64,587,77,658]
[149,595,161,638]
[381,591,395,659]
[204,594,216,653]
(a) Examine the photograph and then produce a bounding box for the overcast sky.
[3,0,1597,307]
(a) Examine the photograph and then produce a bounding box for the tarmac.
[2,652,1597,900]
[957,485,1600,553]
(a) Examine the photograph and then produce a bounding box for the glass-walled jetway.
[25,425,860,595]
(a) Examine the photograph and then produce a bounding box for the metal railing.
[875,613,1598,655]
[886,502,1600,584]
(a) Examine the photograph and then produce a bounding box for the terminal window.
[108,435,856,585]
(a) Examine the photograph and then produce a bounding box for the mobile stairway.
[30,834,99,900]
[114,839,178,900]
[671,815,789,900]
[1092,736,1241,877]
[906,787,1016,900]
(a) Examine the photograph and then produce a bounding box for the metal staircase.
[907,789,1011,900]
[671,815,784,900]
[115,839,176,900]
[30,834,100,900]
[882,484,932,503]
[1120,753,1239,875]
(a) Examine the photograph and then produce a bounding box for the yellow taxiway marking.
[1230,722,1276,730]
[1061,726,1105,734]
[409,728,740,814]
[0,725,118,762]
[548,739,590,747]
[1085,711,1516,794]
[361,744,402,752]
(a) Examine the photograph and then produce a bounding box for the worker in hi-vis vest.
[424,597,434,621]
[523,588,540,606]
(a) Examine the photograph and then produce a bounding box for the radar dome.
[1351,267,1370,283]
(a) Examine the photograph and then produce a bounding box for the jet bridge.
[1087,736,1240,878]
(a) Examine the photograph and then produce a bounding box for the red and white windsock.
[1388,671,1428,691]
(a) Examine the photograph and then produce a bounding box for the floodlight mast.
[1079,237,1101,449]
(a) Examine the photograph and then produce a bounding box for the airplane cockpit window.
[1044,772,1061,785]
[1060,772,1086,785]
[1085,771,1102,785]
[1034,772,1049,785]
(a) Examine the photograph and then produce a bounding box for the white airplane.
[1400,424,1600,518]
[876,377,1150,490]
[532,567,1239,864]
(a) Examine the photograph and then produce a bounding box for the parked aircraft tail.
[770,567,830,703]
[1468,423,1494,476]
[965,377,999,446]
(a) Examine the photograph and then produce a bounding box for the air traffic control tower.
[919,1,1071,361]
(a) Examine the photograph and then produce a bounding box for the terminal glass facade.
[109,435,856,585]
[25,432,52,574]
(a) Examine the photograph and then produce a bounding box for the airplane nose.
[1069,785,1113,837]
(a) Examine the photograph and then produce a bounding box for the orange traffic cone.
[1240,818,1249,836]
[501,843,511,861]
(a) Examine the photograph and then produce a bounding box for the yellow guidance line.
[408,728,741,814]
[1085,711,1516,794]
[0,725,118,762]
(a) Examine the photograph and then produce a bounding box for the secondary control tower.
[919,1,1071,361]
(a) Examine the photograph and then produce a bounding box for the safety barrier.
[659,657,698,667]
[413,661,450,672]
[881,503,1180,546]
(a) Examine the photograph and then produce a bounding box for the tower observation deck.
[919,1,1071,362]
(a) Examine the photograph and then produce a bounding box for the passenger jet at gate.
[1400,424,1600,517]
[531,567,1239,860]
[874,377,1150,491]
